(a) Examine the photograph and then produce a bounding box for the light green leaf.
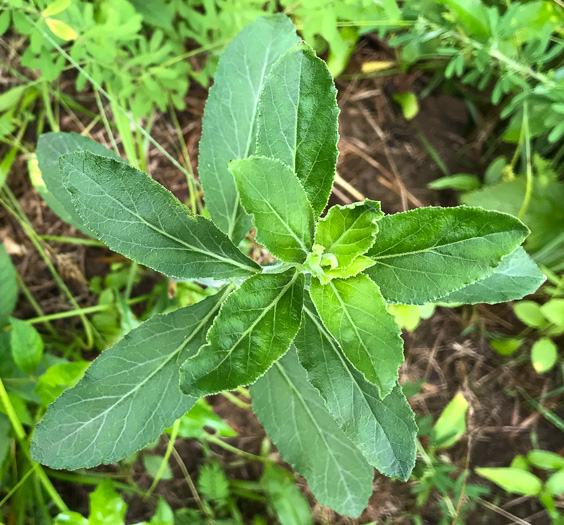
[531,338,558,374]
[36,132,123,235]
[436,247,545,304]
[172,399,237,439]
[198,462,230,501]
[35,361,89,407]
[547,470,564,496]
[42,0,71,17]
[198,14,299,243]
[54,511,89,525]
[180,269,303,396]
[366,206,530,304]
[0,244,17,327]
[150,498,174,525]
[541,299,564,327]
[256,42,339,216]
[260,464,312,525]
[31,291,229,469]
[392,92,418,120]
[428,174,481,191]
[229,156,315,263]
[143,455,173,480]
[310,274,403,397]
[10,318,43,375]
[321,254,375,282]
[514,300,546,328]
[89,480,127,525]
[527,450,564,470]
[475,468,542,496]
[60,152,259,280]
[490,338,522,356]
[314,200,383,268]
[45,18,77,41]
[295,295,416,480]
[432,392,468,449]
[251,349,374,518]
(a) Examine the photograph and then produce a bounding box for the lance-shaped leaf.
[251,349,373,518]
[0,244,17,328]
[315,199,383,267]
[180,269,304,396]
[366,206,530,304]
[31,290,229,470]
[229,156,315,263]
[310,274,403,397]
[60,152,260,280]
[436,247,546,304]
[198,14,299,243]
[36,132,124,235]
[256,42,339,216]
[295,294,416,480]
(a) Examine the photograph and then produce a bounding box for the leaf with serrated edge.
[198,15,299,243]
[436,247,545,304]
[0,244,17,327]
[315,199,383,267]
[366,206,529,304]
[229,156,315,263]
[31,290,230,470]
[180,269,304,396]
[256,42,339,216]
[61,152,259,280]
[324,255,375,281]
[36,132,124,235]
[295,294,416,479]
[310,274,403,397]
[251,348,373,518]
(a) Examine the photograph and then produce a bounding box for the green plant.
[477,450,564,524]
[27,14,545,518]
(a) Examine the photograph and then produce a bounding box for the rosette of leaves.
[30,15,545,518]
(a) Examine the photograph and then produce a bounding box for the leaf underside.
[31,291,229,470]
[180,269,304,396]
[60,151,259,280]
[198,14,300,243]
[251,349,374,518]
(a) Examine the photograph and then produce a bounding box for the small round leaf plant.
[31,15,545,518]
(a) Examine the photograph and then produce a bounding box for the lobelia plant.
[30,14,546,518]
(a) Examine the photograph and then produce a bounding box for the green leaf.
[392,92,419,120]
[366,206,530,304]
[45,18,77,41]
[260,464,312,525]
[250,349,374,518]
[428,174,481,191]
[527,450,564,470]
[432,392,469,449]
[321,255,375,282]
[475,468,542,496]
[42,0,71,17]
[36,132,124,235]
[0,243,17,327]
[172,399,237,439]
[198,14,299,243]
[143,455,173,480]
[89,480,127,525]
[547,470,564,496]
[256,42,339,216]
[54,512,89,525]
[541,299,564,327]
[310,274,403,397]
[150,498,174,525]
[490,338,522,356]
[60,152,259,280]
[436,248,545,304]
[295,295,416,480]
[31,291,229,470]
[531,338,558,374]
[198,462,230,501]
[10,318,43,375]
[314,200,383,268]
[229,156,315,263]
[180,269,303,396]
[35,361,89,407]
[514,300,546,328]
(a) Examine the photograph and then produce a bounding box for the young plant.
[30,15,545,517]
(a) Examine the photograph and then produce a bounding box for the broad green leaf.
[36,132,123,235]
[514,300,546,328]
[310,274,403,397]
[436,247,545,304]
[45,18,77,41]
[541,299,564,327]
[547,470,564,496]
[314,200,383,267]
[31,291,229,469]
[60,152,259,280]
[295,295,416,480]
[251,349,373,518]
[527,450,564,470]
[475,468,542,496]
[54,512,88,525]
[260,464,313,525]
[0,243,17,327]
[531,338,558,374]
[180,269,303,396]
[229,156,315,263]
[89,480,127,525]
[198,14,299,243]
[256,42,339,216]
[366,206,529,304]
[432,392,469,449]
[10,318,43,375]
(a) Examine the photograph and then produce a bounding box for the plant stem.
[145,419,180,498]
[204,433,273,464]
[38,235,106,247]
[221,391,252,410]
